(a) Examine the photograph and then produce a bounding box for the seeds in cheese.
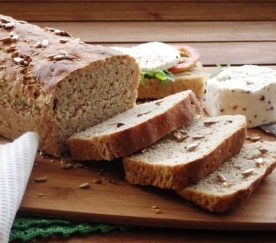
[203,65,276,128]
[112,42,181,71]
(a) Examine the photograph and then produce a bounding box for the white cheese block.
[203,65,276,128]
[112,42,181,71]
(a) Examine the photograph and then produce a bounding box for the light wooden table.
[2,1,276,242]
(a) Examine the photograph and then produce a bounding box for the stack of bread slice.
[68,90,276,213]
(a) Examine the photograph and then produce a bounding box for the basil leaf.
[140,70,175,86]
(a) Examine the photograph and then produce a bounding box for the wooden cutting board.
[1,128,275,231]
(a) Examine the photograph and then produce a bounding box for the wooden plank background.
[1,0,276,21]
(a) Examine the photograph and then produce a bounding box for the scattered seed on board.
[79,182,89,189]
[151,208,161,214]
[92,179,101,184]
[61,163,73,169]
[33,176,48,182]
[250,134,261,142]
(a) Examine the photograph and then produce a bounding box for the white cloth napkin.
[0,132,39,243]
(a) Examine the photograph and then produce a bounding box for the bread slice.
[176,141,276,213]
[122,115,247,190]
[138,62,205,99]
[68,90,201,161]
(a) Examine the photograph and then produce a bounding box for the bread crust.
[0,14,140,156]
[138,62,204,99]
[68,90,201,161]
[123,115,247,190]
[176,142,276,213]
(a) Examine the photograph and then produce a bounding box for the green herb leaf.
[140,70,175,87]
[209,62,231,79]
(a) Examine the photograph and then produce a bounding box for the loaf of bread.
[123,115,247,190]
[0,14,140,157]
[176,141,276,213]
[203,65,276,128]
[138,62,205,99]
[68,90,201,161]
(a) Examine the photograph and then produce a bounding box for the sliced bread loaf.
[122,115,247,190]
[68,90,201,161]
[176,141,276,213]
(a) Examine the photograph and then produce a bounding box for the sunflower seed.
[59,49,68,55]
[53,54,65,61]
[255,158,264,167]
[18,20,28,24]
[13,57,24,64]
[61,163,73,169]
[64,54,77,60]
[46,54,57,59]
[186,143,199,151]
[0,37,12,43]
[259,148,268,154]
[79,182,89,189]
[33,176,48,182]
[204,120,217,125]
[4,23,15,29]
[217,173,227,182]
[11,34,19,41]
[173,130,189,142]
[42,39,48,47]
[1,17,10,23]
[192,134,205,139]
[60,38,70,43]
[242,168,255,176]
[250,134,261,142]
[35,41,43,48]
[151,208,161,214]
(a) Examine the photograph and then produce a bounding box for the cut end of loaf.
[68,90,201,161]
[0,14,140,157]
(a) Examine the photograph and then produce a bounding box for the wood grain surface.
[1,1,276,21]
[2,2,276,241]
[1,81,274,232]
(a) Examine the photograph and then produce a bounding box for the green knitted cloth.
[9,217,133,242]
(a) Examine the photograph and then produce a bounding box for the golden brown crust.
[123,115,247,190]
[0,14,140,156]
[68,90,201,161]
[176,142,276,213]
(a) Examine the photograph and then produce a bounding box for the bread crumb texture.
[68,90,201,161]
[177,141,276,213]
[0,14,140,157]
[123,115,247,190]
